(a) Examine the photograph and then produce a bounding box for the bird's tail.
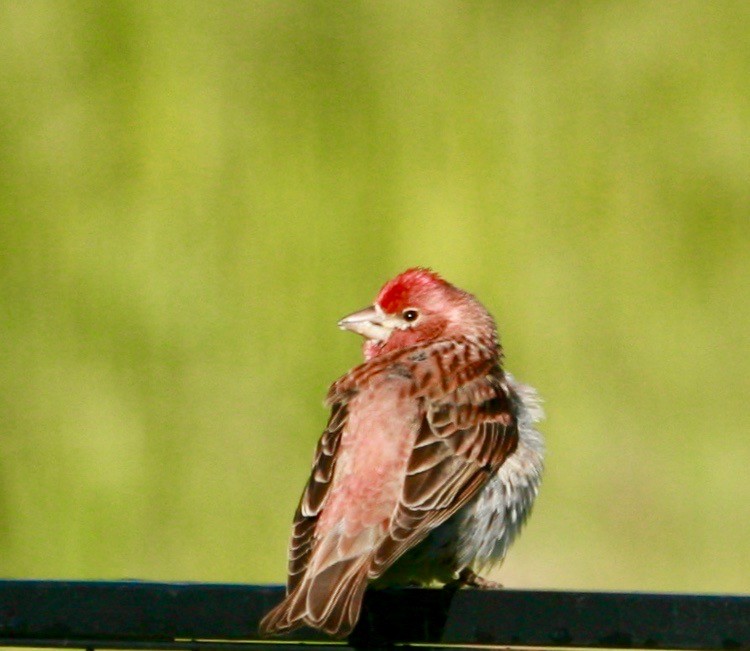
[259,556,371,639]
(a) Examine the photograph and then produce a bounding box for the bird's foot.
[448,568,503,590]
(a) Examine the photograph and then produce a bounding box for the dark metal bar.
[0,580,747,649]
[0,642,349,651]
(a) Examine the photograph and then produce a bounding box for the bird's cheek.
[379,329,422,353]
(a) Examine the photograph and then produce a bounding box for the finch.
[260,268,544,638]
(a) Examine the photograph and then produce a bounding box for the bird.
[259,267,544,638]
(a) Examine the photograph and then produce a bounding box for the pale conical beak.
[338,305,392,341]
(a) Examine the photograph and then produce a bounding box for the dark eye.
[402,309,419,322]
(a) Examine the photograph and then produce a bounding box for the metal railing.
[0,580,747,650]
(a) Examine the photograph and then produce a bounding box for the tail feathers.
[259,557,370,639]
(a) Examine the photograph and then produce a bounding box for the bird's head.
[338,268,498,359]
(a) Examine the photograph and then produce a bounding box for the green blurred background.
[1,1,748,592]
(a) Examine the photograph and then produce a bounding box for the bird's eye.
[402,309,419,322]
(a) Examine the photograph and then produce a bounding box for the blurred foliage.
[0,1,748,592]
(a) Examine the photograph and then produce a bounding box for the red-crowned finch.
[260,268,544,638]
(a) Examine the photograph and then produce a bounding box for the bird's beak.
[338,305,393,341]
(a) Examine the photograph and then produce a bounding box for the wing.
[287,400,348,593]
[368,345,519,578]
[259,398,360,637]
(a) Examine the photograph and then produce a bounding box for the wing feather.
[287,402,348,593]
[368,354,519,579]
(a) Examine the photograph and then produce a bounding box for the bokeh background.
[1,1,748,592]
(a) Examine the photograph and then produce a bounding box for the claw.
[446,568,504,590]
